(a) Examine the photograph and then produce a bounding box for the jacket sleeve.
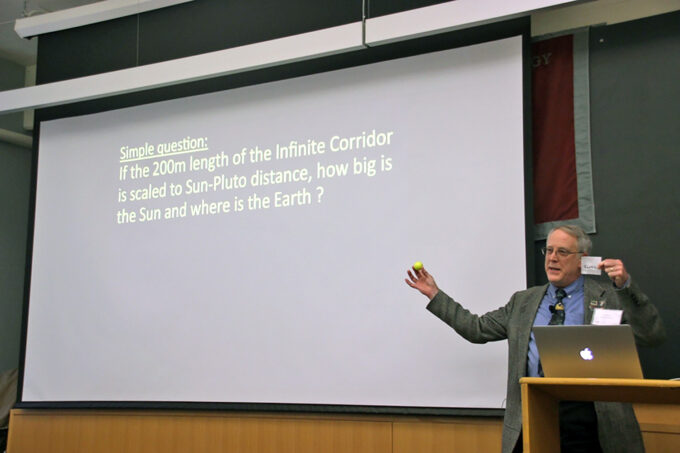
[426,290,513,343]
[617,279,666,347]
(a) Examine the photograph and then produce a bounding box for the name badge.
[591,308,623,325]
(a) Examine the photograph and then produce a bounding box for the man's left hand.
[598,258,629,288]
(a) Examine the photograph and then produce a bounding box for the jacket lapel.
[521,284,548,329]
[516,284,549,376]
[583,278,607,324]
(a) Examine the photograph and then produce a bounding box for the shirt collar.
[549,275,584,299]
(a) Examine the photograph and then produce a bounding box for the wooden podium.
[520,378,680,452]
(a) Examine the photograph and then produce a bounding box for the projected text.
[115,130,394,224]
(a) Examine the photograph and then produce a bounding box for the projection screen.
[23,35,527,410]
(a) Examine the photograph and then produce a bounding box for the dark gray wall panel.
[139,0,363,64]
[367,0,448,18]
[588,11,680,379]
[36,16,138,84]
[30,0,678,379]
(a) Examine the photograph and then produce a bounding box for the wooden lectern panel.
[635,403,680,452]
[520,378,680,453]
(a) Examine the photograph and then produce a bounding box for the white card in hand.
[591,308,623,325]
[581,256,602,275]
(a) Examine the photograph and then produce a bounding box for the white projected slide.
[24,36,526,408]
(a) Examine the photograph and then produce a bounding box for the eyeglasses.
[541,247,583,258]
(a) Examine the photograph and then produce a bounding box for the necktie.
[548,288,567,325]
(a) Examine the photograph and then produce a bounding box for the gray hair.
[548,225,592,254]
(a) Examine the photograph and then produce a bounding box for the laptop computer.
[532,325,643,379]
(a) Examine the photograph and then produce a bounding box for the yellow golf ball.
[413,261,423,271]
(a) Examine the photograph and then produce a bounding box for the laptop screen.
[533,325,643,379]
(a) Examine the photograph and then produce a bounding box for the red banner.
[532,35,579,224]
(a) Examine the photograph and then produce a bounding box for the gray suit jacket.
[426,277,666,453]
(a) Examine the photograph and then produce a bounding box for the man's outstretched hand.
[405,265,439,300]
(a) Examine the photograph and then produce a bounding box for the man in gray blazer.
[405,225,665,453]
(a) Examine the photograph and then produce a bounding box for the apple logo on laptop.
[579,347,594,361]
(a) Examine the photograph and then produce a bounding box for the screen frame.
[17,17,534,417]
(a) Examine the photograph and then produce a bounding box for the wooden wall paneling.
[7,410,395,453]
[12,406,680,452]
[392,418,502,453]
